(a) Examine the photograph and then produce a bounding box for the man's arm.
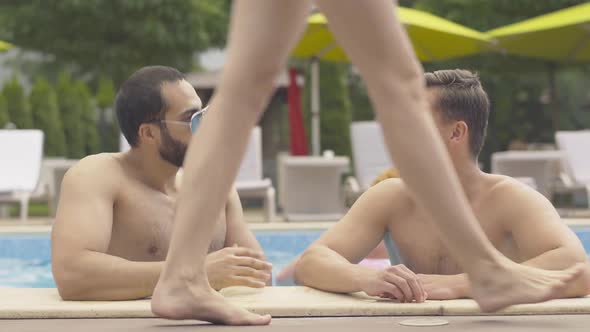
[420,179,590,299]
[500,180,590,297]
[51,157,162,300]
[224,188,264,252]
[178,172,272,290]
[215,189,272,289]
[295,180,426,302]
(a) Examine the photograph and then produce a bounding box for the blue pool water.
[0,230,324,288]
[1,228,590,288]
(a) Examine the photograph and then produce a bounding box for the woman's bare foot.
[151,279,271,325]
[470,260,587,313]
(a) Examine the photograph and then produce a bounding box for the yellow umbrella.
[0,40,11,52]
[292,7,489,63]
[486,2,590,62]
[291,7,489,155]
[486,3,590,130]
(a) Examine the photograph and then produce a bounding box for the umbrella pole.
[311,57,321,156]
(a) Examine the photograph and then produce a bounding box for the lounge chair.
[0,129,44,222]
[555,130,590,205]
[346,121,393,204]
[235,127,276,223]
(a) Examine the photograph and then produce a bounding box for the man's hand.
[206,245,272,290]
[417,273,469,300]
[358,264,427,303]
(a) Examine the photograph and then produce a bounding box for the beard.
[158,127,187,168]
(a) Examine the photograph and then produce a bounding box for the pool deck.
[2,315,590,332]
[0,287,589,331]
[1,287,590,318]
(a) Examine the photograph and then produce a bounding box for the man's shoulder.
[366,178,415,207]
[483,174,548,210]
[67,153,123,175]
[485,174,534,196]
[62,153,125,191]
[370,177,408,194]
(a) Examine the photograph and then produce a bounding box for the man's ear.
[137,123,160,146]
[451,121,468,141]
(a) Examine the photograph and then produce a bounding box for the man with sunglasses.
[51,66,272,300]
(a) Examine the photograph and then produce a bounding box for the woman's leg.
[151,0,310,325]
[316,0,584,312]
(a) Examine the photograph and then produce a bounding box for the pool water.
[0,230,324,288]
[0,233,53,288]
[1,228,590,288]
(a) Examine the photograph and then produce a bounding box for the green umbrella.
[486,2,590,62]
[291,7,489,155]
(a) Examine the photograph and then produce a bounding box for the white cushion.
[0,130,44,193]
[350,121,393,190]
[236,127,264,183]
[556,130,590,185]
[120,133,130,152]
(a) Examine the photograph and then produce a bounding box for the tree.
[30,77,67,156]
[0,0,231,84]
[303,61,352,157]
[57,71,85,159]
[349,72,374,122]
[408,0,590,169]
[1,76,32,129]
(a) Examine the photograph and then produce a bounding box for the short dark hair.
[115,66,185,147]
[425,69,490,159]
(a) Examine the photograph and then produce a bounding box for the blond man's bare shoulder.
[367,178,416,211]
[483,173,551,212]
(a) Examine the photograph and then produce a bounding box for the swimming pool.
[0,230,324,288]
[1,227,590,288]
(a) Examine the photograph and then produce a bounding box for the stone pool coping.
[0,222,338,234]
[1,287,589,319]
[2,220,589,319]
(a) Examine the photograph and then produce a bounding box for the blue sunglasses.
[160,106,208,134]
[189,106,208,134]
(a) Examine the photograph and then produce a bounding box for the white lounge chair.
[120,133,130,152]
[346,121,393,202]
[277,153,349,221]
[121,127,276,222]
[491,150,562,198]
[0,129,44,222]
[235,127,276,223]
[555,130,590,205]
[31,158,79,217]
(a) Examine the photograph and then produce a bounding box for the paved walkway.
[2,315,589,332]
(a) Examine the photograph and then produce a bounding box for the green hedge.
[96,77,119,152]
[2,76,32,129]
[0,93,8,128]
[57,72,85,159]
[0,72,117,158]
[30,77,67,156]
[76,81,100,155]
